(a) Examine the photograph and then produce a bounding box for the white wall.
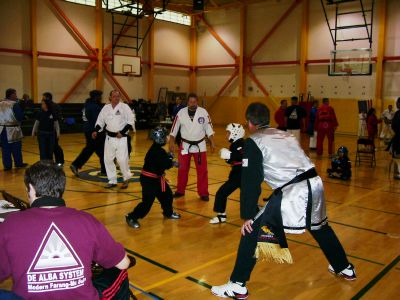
[0,0,399,103]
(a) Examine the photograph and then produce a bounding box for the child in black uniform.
[327,146,351,180]
[210,123,245,224]
[125,127,181,229]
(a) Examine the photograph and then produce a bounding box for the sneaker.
[200,195,209,201]
[56,163,64,168]
[70,164,79,176]
[211,281,248,299]
[328,263,356,281]
[105,183,117,189]
[210,214,227,224]
[164,212,181,219]
[125,215,140,229]
[120,181,129,189]
[97,171,107,177]
[173,192,184,198]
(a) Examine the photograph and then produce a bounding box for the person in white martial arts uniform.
[92,90,135,189]
[169,93,215,201]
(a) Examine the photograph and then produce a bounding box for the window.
[64,0,191,26]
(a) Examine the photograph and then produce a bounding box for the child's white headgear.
[226,123,245,142]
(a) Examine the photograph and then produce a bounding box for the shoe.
[70,164,79,176]
[210,214,227,224]
[97,171,107,177]
[56,163,64,168]
[394,175,400,180]
[200,195,209,201]
[4,167,12,171]
[125,215,140,228]
[104,183,117,189]
[120,181,129,189]
[15,163,28,168]
[328,263,356,281]
[164,212,181,219]
[211,281,248,299]
[173,192,184,198]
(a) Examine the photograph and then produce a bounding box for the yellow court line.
[133,251,236,295]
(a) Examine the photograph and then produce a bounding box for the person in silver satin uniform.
[211,102,356,299]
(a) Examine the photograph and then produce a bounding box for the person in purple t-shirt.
[0,161,130,300]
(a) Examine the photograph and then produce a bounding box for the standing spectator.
[0,161,130,299]
[274,99,287,131]
[42,93,64,166]
[172,96,185,119]
[315,98,338,157]
[31,94,60,161]
[0,88,27,171]
[285,96,307,142]
[380,104,395,143]
[92,90,135,189]
[366,108,381,144]
[308,100,319,150]
[70,90,106,177]
[169,93,215,201]
[211,103,355,299]
[391,97,400,179]
[358,110,368,137]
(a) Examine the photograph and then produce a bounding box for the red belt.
[141,170,167,192]
[232,162,242,166]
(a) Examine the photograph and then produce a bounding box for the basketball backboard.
[329,48,372,76]
[113,54,141,76]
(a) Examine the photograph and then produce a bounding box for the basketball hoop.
[342,68,352,76]
[124,72,135,77]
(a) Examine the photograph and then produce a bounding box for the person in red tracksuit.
[315,98,338,156]
[274,99,287,131]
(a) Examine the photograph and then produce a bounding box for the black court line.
[349,204,400,216]
[125,248,178,274]
[351,255,400,299]
[82,198,139,211]
[185,276,212,289]
[329,221,387,235]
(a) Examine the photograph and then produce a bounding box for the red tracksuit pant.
[177,149,209,197]
[317,127,335,155]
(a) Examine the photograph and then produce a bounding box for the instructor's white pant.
[104,136,131,184]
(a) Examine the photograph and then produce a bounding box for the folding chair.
[355,138,376,167]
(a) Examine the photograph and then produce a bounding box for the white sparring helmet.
[226,123,245,143]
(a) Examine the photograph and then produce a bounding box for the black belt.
[181,137,205,164]
[106,130,126,138]
[0,124,19,127]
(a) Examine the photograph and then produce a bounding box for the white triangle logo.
[28,222,83,272]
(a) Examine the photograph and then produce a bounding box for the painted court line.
[134,252,236,295]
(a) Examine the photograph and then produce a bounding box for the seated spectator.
[0,161,130,299]
[327,146,351,180]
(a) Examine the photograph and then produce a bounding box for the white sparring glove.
[219,148,231,160]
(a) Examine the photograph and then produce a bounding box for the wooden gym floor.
[1,126,399,299]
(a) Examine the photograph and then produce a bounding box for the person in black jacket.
[210,123,245,224]
[31,94,60,161]
[391,97,400,179]
[70,90,106,176]
[125,127,181,229]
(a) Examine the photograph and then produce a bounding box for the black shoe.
[104,183,117,189]
[15,163,28,168]
[164,212,181,219]
[200,195,209,201]
[4,167,12,171]
[173,192,184,198]
[70,164,79,176]
[97,171,107,177]
[125,215,140,228]
[120,181,129,189]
